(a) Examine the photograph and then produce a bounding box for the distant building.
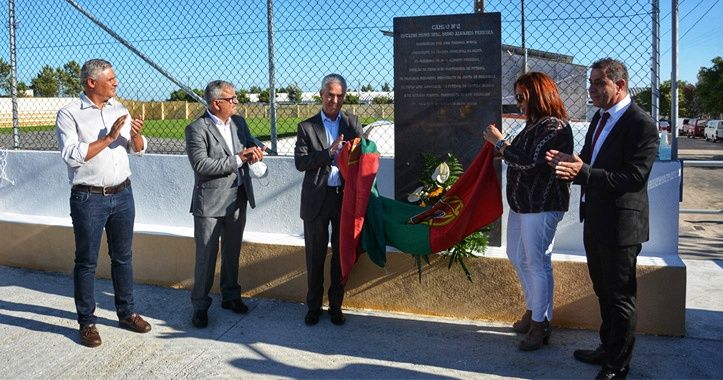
[501,44,588,120]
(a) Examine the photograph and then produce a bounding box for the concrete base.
[0,217,685,336]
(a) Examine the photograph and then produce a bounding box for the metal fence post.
[671,0,679,160]
[267,0,278,153]
[651,0,660,126]
[9,0,20,149]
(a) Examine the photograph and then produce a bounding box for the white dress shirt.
[207,111,243,167]
[321,110,342,187]
[590,95,632,165]
[55,93,147,186]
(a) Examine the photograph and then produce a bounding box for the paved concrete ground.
[0,258,721,379]
[1,136,721,379]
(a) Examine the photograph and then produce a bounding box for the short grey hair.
[591,58,629,84]
[80,59,113,89]
[204,80,235,104]
[320,73,347,93]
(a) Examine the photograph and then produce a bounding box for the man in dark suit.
[185,80,264,328]
[294,73,363,326]
[546,58,658,379]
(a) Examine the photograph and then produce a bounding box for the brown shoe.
[512,310,532,333]
[518,320,551,351]
[119,313,152,333]
[79,324,102,348]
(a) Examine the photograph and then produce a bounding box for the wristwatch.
[494,139,507,151]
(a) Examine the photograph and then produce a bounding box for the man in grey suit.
[294,74,363,326]
[185,80,264,328]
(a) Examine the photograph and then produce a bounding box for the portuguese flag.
[337,138,502,283]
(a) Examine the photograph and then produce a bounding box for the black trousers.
[583,238,640,370]
[302,187,344,311]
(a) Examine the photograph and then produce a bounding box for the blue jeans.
[507,210,564,322]
[70,186,136,325]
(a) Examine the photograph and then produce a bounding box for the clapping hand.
[130,116,144,138]
[107,115,127,141]
[240,146,264,164]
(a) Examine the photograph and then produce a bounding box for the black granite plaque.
[394,13,501,200]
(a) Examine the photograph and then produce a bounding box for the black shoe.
[192,309,208,328]
[595,365,629,379]
[329,309,346,326]
[221,299,249,314]
[305,308,322,326]
[574,345,606,365]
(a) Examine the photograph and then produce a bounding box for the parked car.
[677,118,690,135]
[704,120,723,142]
[685,119,707,138]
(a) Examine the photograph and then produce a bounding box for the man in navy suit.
[546,58,658,379]
[185,80,264,328]
[294,74,363,326]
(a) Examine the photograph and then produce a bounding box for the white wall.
[0,150,680,259]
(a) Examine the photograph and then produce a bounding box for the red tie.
[590,112,611,151]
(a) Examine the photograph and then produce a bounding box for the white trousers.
[506,210,564,322]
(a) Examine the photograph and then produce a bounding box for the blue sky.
[1,0,720,100]
[658,0,722,84]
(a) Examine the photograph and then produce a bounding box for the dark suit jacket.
[294,111,363,221]
[185,112,258,217]
[574,102,658,246]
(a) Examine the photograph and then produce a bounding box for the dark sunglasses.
[515,93,525,102]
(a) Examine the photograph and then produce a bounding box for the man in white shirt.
[184,80,264,328]
[56,59,151,348]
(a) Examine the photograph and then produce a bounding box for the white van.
[704,120,723,142]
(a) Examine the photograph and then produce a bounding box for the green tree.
[16,81,28,96]
[312,94,321,104]
[633,80,693,118]
[0,57,12,95]
[361,84,374,92]
[286,83,303,104]
[31,65,59,97]
[381,82,391,92]
[249,85,263,93]
[58,60,81,97]
[0,58,28,96]
[696,56,723,117]
[168,88,203,102]
[681,83,702,117]
[236,89,250,104]
[258,88,270,103]
[344,93,360,104]
[372,95,393,104]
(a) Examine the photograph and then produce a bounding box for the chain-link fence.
[1,0,658,155]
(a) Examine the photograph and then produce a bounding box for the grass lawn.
[4,116,382,141]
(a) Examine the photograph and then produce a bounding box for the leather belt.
[72,178,131,196]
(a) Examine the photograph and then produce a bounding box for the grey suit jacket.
[185,112,257,217]
[294,111,363,220]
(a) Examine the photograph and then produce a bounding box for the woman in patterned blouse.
[483,71,574,351]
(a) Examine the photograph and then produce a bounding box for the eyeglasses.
[515,93,525,102]
[216,97,238,104]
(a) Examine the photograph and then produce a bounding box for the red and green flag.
[337,138,502,283]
